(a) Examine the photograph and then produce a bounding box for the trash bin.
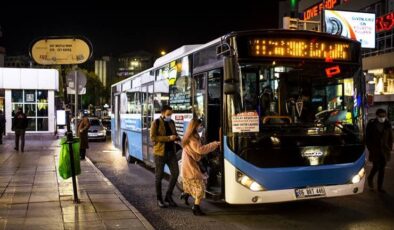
[58,137,81,179]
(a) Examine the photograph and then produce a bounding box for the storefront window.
[24,90,36,102]
[12,90,23,103]
[11,90,49,131]
[368,68,394,95]
[0,89,4,112]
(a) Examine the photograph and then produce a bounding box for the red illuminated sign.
[325,66,341,78]
[376,12,394,32]
[303,0,340,20]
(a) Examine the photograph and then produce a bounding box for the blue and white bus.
[111,29,366,204]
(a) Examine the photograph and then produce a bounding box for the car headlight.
[236,171,265,192]
[351,167,365,184]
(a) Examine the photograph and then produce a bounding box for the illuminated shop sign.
[250,38,351,61]
[324,10,375,48]
[303,0,340,20]
[376,12,394,32]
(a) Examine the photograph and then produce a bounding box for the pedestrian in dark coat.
[366,108,393,193]
[78,115,90,160]
[12,108,28,152]
[0,110,5,144]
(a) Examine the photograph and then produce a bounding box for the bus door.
[114,94,121,147]
[193,69,223,198]
[141,84,155,165]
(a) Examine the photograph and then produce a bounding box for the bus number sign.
[250,38,351,61]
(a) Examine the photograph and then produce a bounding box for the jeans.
[15,129,25,151]
[154,151,179,199]
[368,155,387,190]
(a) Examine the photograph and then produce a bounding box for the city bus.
[111,29,366,204]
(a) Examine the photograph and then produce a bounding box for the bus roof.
[153,45,202,67]
[112,37,222,88]
[112,29,361,88]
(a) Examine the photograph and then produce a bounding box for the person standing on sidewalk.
[366,108,393,193]
[181,118,220,215]
[150,105,179,208]
[12,108,28,152]
[0,110,5,144]
[78,114,90,160]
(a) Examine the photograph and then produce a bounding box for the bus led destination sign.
[250,38,351,61]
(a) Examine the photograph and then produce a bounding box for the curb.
[85,157,155,230]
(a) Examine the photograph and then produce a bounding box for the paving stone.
[0,139,152,229]
[103,218,146,230]
[98,210,137,220]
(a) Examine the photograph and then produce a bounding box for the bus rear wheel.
[124,138,135,163]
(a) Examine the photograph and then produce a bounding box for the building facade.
[117,51,153,80]
[94,56,117,88]
[0,68,59,136]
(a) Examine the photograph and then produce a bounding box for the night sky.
[0,1,279,58]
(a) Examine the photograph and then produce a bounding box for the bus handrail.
[262,116,293,124]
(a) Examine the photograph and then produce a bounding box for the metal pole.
[62,67,79,204]
[75,70,78,127]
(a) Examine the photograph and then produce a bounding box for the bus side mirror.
[223,57,238,95]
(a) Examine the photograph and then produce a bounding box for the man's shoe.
[14,147,18,151]
[378,189,386,194]
[157,199,168,208]
[165,194,177,207]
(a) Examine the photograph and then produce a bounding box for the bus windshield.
[226,61,365,167]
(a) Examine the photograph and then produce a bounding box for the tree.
[81,70,106,108]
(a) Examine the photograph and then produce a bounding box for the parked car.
[71,117,107,141]
[87,117,107,141]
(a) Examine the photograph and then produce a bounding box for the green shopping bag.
[58,137,81,179]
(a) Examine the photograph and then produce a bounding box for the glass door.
[141,84,155,164]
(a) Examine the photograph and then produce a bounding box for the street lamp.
[160,50,166,56]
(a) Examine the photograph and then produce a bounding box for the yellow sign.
[30,38,92,65]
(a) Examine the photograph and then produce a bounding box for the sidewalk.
[0,139,154,230]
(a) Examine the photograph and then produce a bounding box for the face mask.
[197,126,204,133]
[164,116,172,122]
[378,117,386,123]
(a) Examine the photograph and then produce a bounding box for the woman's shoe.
[180,193,190,206]
[192,205,205,216]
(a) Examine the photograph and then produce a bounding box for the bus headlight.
[236,171,265,192]
[351,167,365,184]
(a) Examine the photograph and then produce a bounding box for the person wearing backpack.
[12,107,28,152]
[150,105,180,208]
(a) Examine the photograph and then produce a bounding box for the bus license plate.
[295,187,326,198]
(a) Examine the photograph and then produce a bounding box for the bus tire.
[123,137,135,163]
